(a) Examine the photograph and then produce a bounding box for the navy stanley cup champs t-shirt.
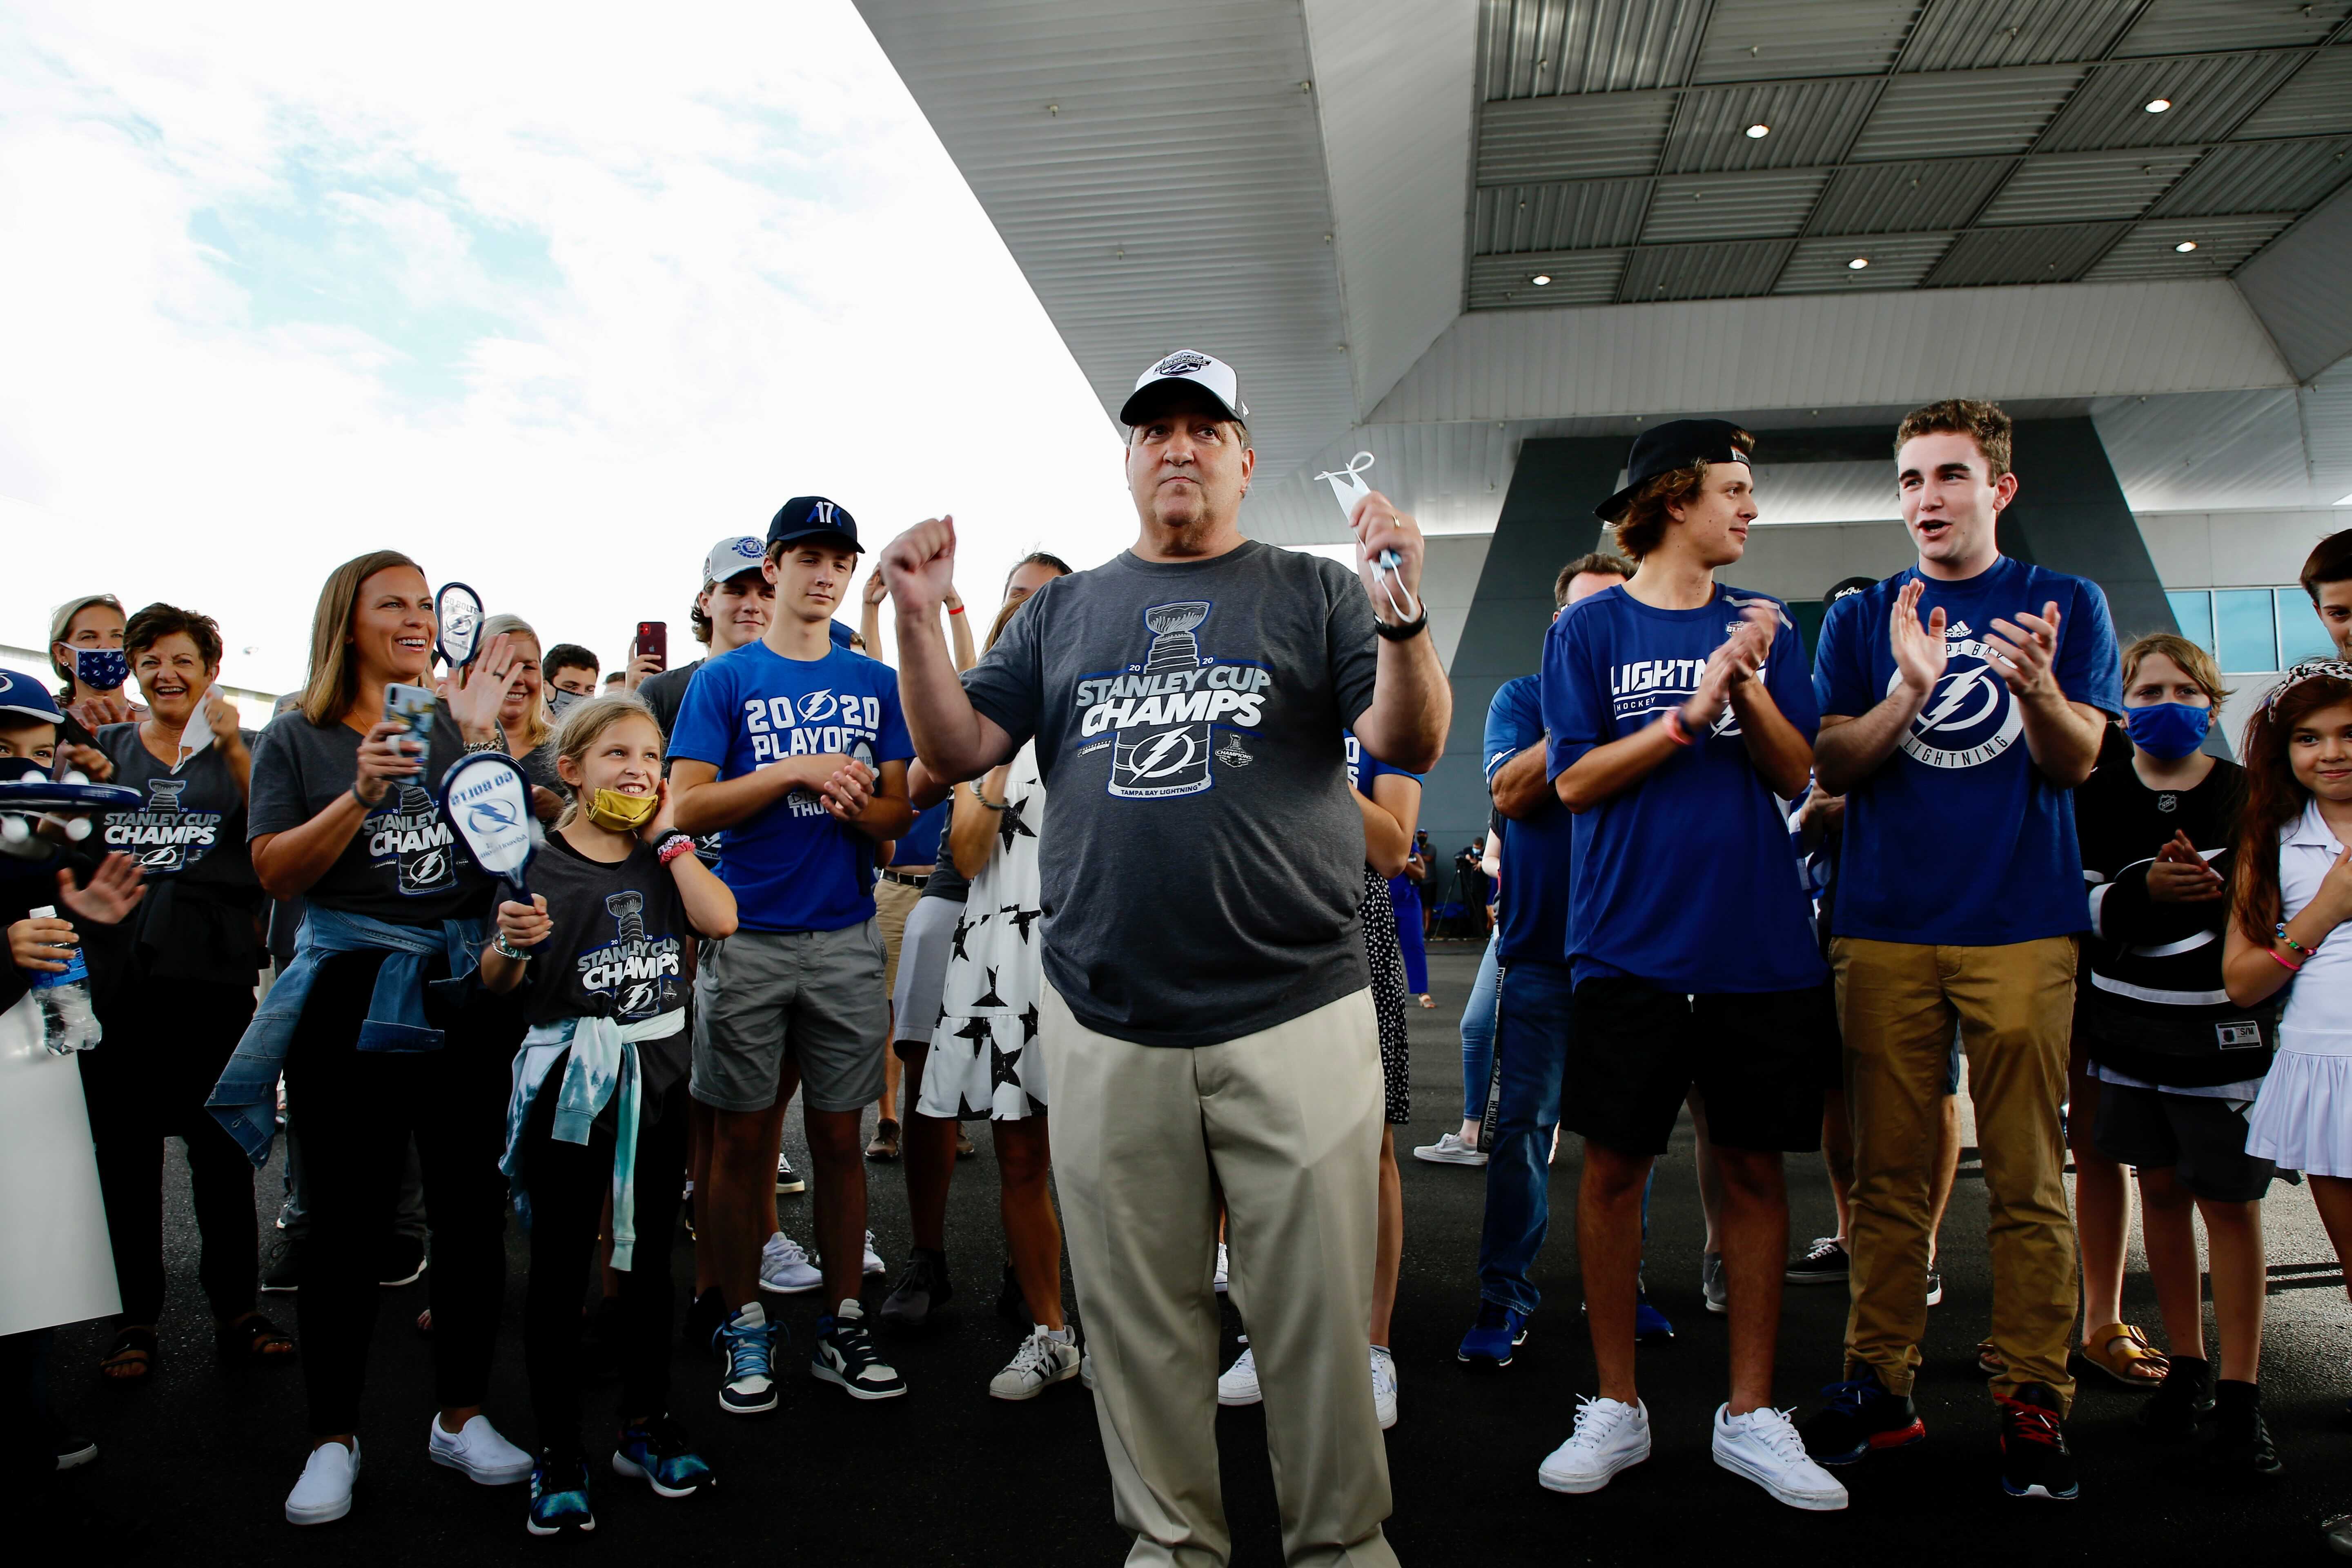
[960,541,1382,1050]
[1483,675,1575,969]
[1812,557,2120,947]
[1541,583,1827,994]
[666,639,912,934]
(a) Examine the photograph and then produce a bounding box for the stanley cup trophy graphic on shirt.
[606,889,646,943]
[1111,601,1215,800]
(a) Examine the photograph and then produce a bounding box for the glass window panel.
[2279,589,2339,665]
[2214,588,2277,672]
[2166,590,2214,654]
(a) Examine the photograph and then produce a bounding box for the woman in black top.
[2075,633,2274,1470]
[243,550,531,1526]
[81,604,284,1382]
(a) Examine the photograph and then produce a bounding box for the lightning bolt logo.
[1119,728,1198,781]
[1918,666,1999,734]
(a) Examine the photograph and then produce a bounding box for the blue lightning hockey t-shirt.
[1541,583,1826,993]
[1812,556,2119,946]
[667,638,913,934]
[1484,675,1575,969]
[895,800,949,869]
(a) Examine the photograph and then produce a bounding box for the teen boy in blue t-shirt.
[1800,400,2119,1504]
[670,496,915,1417]
[1535,421,1846,1514]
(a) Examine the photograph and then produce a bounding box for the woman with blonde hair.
[477,613,562,823]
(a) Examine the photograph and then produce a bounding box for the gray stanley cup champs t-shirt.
[960,540,1382,1049]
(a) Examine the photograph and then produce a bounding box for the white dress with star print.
[922,741,1049,1121]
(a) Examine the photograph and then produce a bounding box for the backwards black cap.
[1596,419,1751,523]
[767,496,862,554]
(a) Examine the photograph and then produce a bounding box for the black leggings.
[520,1068,687,1457]
[80,982,258,1327]
[283,949,514,1436]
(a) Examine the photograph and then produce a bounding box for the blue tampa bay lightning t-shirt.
[1484,675,1575,969]
[1812,556,2119,946]
[895,800,948,869]
[1542,583,1827,994]
[667,639,913,934]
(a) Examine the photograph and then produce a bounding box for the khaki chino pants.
[1833,936,2080,1411]
[1041,986,1397,1568]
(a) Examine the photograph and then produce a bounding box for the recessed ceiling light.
[1531,273,1552,286]
[2174,240,2198,252]
[1847,256,1870,270]
[1745,122,1771,138]
[2144,96,2172,113]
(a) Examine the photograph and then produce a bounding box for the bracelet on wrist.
[657,832,697,866]
[1372,607,1428,643]
[970,782,1005,811]
[2277,922,2316,958]
[947,603,965,615]
[1661,709,1697,747]
[492,932,533,962]
[463,737,502,756]
[2266,945,2302,974]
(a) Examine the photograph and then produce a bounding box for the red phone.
[635,621,667,669]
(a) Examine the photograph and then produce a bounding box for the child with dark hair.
[2304,531,2352,659]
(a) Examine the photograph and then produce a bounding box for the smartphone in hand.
[385,683,438,782]
[635,621,668,670]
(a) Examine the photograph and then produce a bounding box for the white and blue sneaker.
[718,1301,780,1416]
[526,1452,596,1535]
[612,1414,716,1498]
[428,1413,532,1484]
[812,1299,906,1399]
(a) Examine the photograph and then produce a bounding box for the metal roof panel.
[2038,51,2308,150]
[1659,77,1881,172]
[2115,0,2351,56]
[1479,0,1711,98]
[1478,90,1677,182]
[1474,179,1653,252]
[1689,0,1924,83]
[2155,136,2352,215]
[1978,147,2205,223]
[1850,65,2085,158]
[1618,237,1800,299]
[1926,220,2131,283]
[1776,230,1958,290]
[1468,248,1629,307]
[1642,168,1834,240]
[1806,156,2014,231]
[2085,212,2298,278]
[1900,0,2141,72]
[2233,45,2352,138]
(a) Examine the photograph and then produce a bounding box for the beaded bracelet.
[2277,922,2315,958]
[2267,946,2303,973]
[492,932,533,962]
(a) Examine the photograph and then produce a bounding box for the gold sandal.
[2076,1322,2168,1388]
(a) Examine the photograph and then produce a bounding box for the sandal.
[216,1312,297,1366]
[100,1326,157,1383]
[2076,1322,2169,1389]
[1976,1339,2007,1377]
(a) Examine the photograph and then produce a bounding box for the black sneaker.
[1924,1268,1943,1307]
[775,1152,804,1196]
[53,1428,98,1471]
[377,1233,428,1288]
[1784,1236,1849,1285]
[880,1248,953,1331]
[2138,1354,2212,1442]
[684,1286,728,1356]
[1998,1382,2079,1500]
[1802,1367,1925,1466]
[811,1301,906,1399]
[2211,1380,2282,1477]
[261,1234,304,1294]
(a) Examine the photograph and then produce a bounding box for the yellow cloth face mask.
[584,788,657,833]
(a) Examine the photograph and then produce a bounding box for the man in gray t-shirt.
[881,350,1446,1568]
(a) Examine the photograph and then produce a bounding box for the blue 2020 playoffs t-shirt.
[1484,675,1575,970]
[1542,583,1828,995]
[667,638,913,934]
[1811,556,2120,947]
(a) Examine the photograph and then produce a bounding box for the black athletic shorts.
[1565,977,1833,1157]
[2094,1081,2275,1204]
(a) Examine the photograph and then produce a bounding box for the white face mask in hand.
[174,686,219,773]
[1312,450,1419,622]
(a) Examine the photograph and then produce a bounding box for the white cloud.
[0,0,1136,693]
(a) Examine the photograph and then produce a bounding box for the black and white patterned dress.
[923,742,1047,1121]
[1361,864,1410,1124]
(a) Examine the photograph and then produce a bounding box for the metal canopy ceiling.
[1469,0,2352,310]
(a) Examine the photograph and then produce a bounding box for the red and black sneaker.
[1998,1382,2079,1500]
[1800,1367,1926,1466]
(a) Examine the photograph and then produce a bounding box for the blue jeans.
[1461,933,1501,1124]
[1477,959,1575,1316]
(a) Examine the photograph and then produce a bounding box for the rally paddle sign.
[434,582,485,669]
[438,750,536,900]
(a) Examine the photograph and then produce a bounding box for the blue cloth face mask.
[2125,701,2210,761]
[72,647,128,692]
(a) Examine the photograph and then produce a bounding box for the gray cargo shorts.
[691,920,888,1114]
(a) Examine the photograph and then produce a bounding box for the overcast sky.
[0,0,1141,695]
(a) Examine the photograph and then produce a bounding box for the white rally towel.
[0,991,121,1335]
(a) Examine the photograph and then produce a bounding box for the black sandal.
[99,1326,157,1383]
[217,1313,297,1365]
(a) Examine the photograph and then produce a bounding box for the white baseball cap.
[1119,349,1248,426]
[703,536,766,586]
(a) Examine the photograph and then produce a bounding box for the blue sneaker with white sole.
[1634,1290,1674,1344]
[1457,1301,1530,1367]
[526,1453,595,1536]
[612,1414,716,1498]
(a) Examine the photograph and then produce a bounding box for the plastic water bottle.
[27,905,101,1054]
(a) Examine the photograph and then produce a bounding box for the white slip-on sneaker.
[1538,1396,1651,1494]
[428,1413,533,1485]
[862,1231,886,1278]
[989,1327,1082,1401]
[1371,1346,1399,1430]
[1213,1243,1229,1294]
[759,1232,822,1294]
[1412,1132,1488,1167]
[1216,1344,1261,1407]
[285,1438,361,1525]
[1713,1403,1849,1512]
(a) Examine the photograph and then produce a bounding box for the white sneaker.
[285,1438,361,1525]
[1216,1344,1261,1407]
[1412,1131,1488,1167]
[989,1327,1082,1401]
[862,1230,886,1277]
[1213,1243,1229,1294]
[426,1413,532,1485]
[1080,1353,1095,1391]
[1537,1396,1651,1494]
[1370,1345,1399,1430]
[1712,1403,1848,1511]
[759,1232,822,1294]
